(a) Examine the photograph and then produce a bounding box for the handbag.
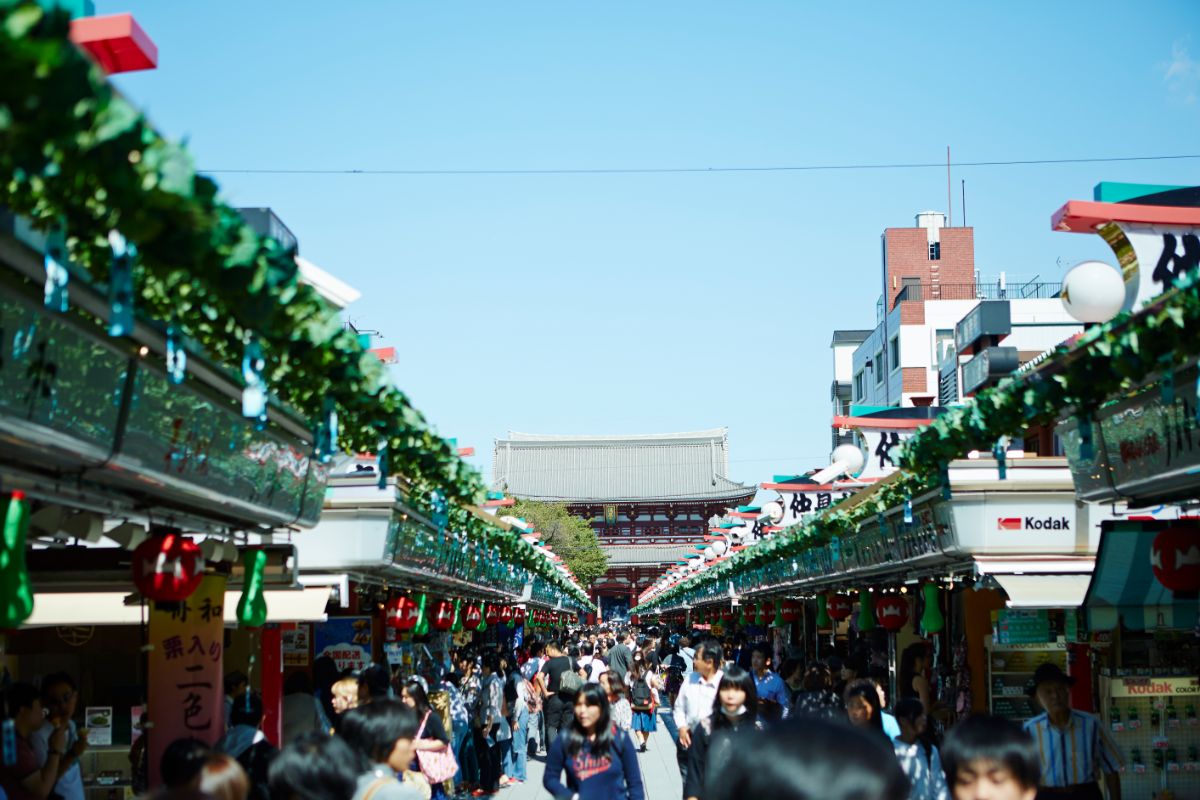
[558,663,584,693]
[415,712,460,785]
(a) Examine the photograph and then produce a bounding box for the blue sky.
[106,1,1200,487]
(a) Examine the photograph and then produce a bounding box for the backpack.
[558,666,583,694]
[630,679,653,710]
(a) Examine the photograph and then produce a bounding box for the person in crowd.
[313,655,342,734]
[844,678,890,742]
[868,678,903,740]
[518,652,543,759]
[543,683,644,800]
[601,672,633,733]
[359,664,394,706]
[332,676,361,731]
[892,697,949,800]
[223,671,248,733]
[898,642,933,714]
[685,666,760,800]
[30,672,87,800]
[706,716,908,800]
[677,634,696,675]
[199,753,250,800]
[673,639,724,790]
[942,715,1040,800]
[577,641,608,684]
[663,640,688,706]
[608,632,634,684]
[156,738,211,800]
[749,643,789,723]
[214,691,278,800]
[790,662,842,720]
[728,634,753,672]
[627,654,661,753]
[269,732,360,800]
[539,640,580,746]
[437,665,471,792]
[836,654,865,700]
[1023,663,1121,800]
[501,660,529,786]
[282,671,322,744]
[477,653,511,794]
[1,682,69,800]
[455,652,482,790]
[640,638,661,672]
[778,658,805,707]
[400,682,453,800]
[340,701,427,800]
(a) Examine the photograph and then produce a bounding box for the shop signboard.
[1107,676,1200,697]
[315,616,372,673]
[941,494,1078,556]
[857,427,917,481]
[282,624,310,667]
[766,489,855,529]
[994,609,1051,645]
[147,574,226,786]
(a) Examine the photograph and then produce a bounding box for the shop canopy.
[24,587,332,627]
[974,556,1095,608]
[1084,520,1200,632]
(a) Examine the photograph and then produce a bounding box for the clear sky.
[106,1,1200,488]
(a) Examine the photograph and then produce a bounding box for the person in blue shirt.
[844,678,897,745]
[543,683,644,800]
[749,644,790,723]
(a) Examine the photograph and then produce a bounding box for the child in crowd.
[940,715,1040,800]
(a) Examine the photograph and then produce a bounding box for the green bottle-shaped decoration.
[920,583,945,634]
[857,590,876,632]
[771,600,786,628]
[737,606,748,626]
[413,593,430,636]
[816,595,831,628]
[1,492,35,628]
[236,548,269,628]
[450,598,464,633]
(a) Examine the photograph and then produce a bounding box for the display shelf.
[1100,675,1200,800]
[985,635,1067,722]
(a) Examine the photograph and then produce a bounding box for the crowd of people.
[0,623,1121,800]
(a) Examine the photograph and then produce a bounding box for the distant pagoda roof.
[492,428,755,503]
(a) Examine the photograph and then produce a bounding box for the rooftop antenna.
[962,179,967,227]
[946,146,953,227]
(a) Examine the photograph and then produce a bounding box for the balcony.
[894,281,1062,304]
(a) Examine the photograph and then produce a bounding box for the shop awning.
[1085,520,1200,632]
[991,574,1093,608]
[24,587,331,627]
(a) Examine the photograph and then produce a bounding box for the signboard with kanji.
[282,624,311,667]
[147,574,226,787]
[314,616,372,673]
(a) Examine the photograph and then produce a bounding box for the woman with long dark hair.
[843,678,888,741]
[400,682,453,800]
[684,666,760,800]
[626,654,660,752]
[543,684,644,800]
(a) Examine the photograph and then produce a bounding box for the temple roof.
[492,428,755,503]
[603,542,700,566]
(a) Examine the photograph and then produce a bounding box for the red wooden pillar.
[260,625,283,746]
[1067,642,1094,712]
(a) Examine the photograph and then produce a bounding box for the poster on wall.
[84,706,113,746]
[282,624,311,667]
[315,617,372,672]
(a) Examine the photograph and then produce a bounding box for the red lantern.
[515,607,527,624]
[630,614,640,625]
[386,595,421,630]
[431,599,455,631]
[720,607,736,623]
[741,603,756,620]
[781,600,802,623]
[464,603,482,629]
[132,534,203,601]
[874,595,909,631]
[827,594,853,621]
[499,606,514,625]
[1151,526,1200,592]
[484,604,500,625]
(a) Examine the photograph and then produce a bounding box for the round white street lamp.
[1061,260,1126,323]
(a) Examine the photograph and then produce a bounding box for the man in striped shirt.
[1022,664,1122,800]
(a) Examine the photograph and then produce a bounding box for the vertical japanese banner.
[148,574,226,788]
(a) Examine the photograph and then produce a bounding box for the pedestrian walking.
[749,643,789,723]
[339,702,427,800]
[672,638,724,793]
[400,682,456,800]
[601,672,633,733]
[844,678,891,743]
[627,655,660,752]
[892,698,949,800]
[543,684,644,800]
[477,653,511,794]
[269,733,359,800]
[789,662,842,720]
[941,714,1040,800]
[539,640,581,746]
[684,666,761,800]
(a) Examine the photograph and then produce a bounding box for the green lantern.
[450,598,464,633]
[816,594,831,628]
[236,548,269,628]
[754,606,766,626]
[1,492,34,628]
[921,583,945,634]
[857,589,876,632]
[737,606,748,626]
[771,600,786,627]
[413,593,430,636]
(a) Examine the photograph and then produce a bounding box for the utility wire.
[201,152,1200,176]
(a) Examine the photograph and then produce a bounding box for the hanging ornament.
[484,604,500,626]
[106,230,135,337]
[165,325,187,385]
[993,436,1009,481]
[720,606,736,623]
[816,595,831,627]
[43,227,69,313]
[376,440,390,489]
[903,497,914,525]
[412,593,430,636]
[920,583,945,634]
[386,595,420,631]
[1150,527,1200,592]
[236,548,269,628]
[754,604,766,626]
[132,533,204,602]
[450,598,464,633]
[781,600,802,623]
[856,590,876,632]
[514,606,527,626]
[771,600,786,627]
[241,338,268,427]
[463,603,483,631]
[314,397,337,463]
[827,594,852,621]
[874,594,909,632]
[500,605,515,628]
[431,599,455,631]
[1,492,35,628]
[738,604,752,625]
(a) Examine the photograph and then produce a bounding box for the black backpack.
[630,679,653,709]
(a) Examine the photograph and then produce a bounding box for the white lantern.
[1061,260,1126,323]
[710,540,728,557]
[703,546,715,561]
[830,443,866,477]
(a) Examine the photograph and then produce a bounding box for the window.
[889,336,899,371]
[934,329,955,365]
[874,352,884,384]
[854,370,865,400]
[929,241,941,260]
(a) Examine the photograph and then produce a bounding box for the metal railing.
[894,281,1061,304]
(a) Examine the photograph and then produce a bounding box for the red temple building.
[492,429,756,619]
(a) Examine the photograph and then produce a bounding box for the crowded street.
[2,1,1200,799]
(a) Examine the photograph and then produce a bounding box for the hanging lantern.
[827,594,852,621]
[235,548,268,628]
[450,598,465,633]
[781,599,802,623]
[816,595,831,627]
[464,603,483,631]
[500,606,514,628]
[412,593,430,636]
[1,492,35,628]
[431,598,455,631]
[874,594,909,632]
[720,606,736,623]
[484,604,500,625]
[387,595,421,631]
[1150,527,1200,592]
[856,590,876,631]
[514,606,527,625]
[630,614,640,625]
[132,533,204,602]
[754,604,766,626]
[771,600,787,627]
[740,603,755,624]
[920,583,945,634]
